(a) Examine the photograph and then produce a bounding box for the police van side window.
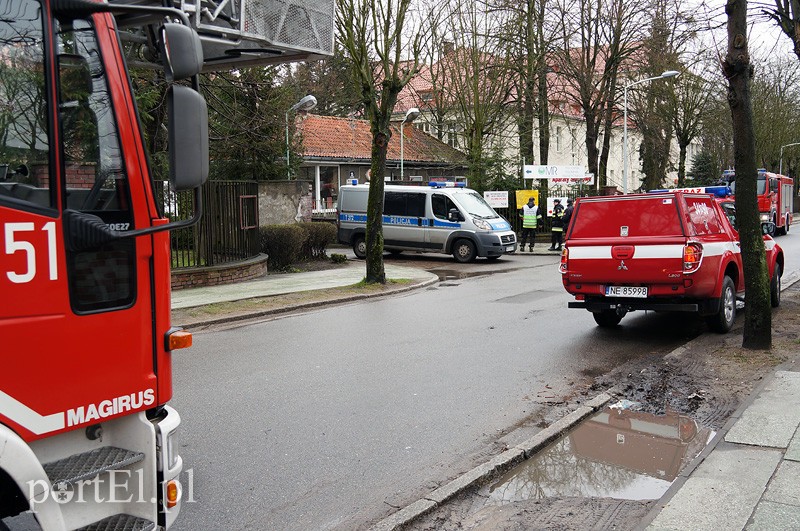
[0,0,53,213]
[385,191,425,217]
[432,194,456,219]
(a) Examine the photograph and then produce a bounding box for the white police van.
[337,182,517,262]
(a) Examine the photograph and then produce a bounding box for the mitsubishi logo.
[618,260,628,271]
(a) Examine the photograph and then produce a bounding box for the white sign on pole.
[483,191,508,208]
[523,165,592,184]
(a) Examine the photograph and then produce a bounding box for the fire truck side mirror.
[167,85,209,192]
[160,23,204,82]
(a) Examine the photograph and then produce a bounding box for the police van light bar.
[429,181,466,188]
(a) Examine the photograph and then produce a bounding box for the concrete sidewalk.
[640,369,800,530]
[171,261,438,310]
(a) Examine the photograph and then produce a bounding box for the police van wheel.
[353,235,367,259]
[707,276,736,333]
[452,239,477,263]
[771,263,782,308]
[593,310,623,327]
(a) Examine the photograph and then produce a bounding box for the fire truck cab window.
[0,0,53,213]
[57,18,135,313]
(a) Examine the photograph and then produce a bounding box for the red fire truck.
[0,0,332,529]
[723,169,794,235]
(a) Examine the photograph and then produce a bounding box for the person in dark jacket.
[562,197,574,229]
[548,198,565,251]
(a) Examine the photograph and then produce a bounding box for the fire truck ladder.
[111,0,335,71]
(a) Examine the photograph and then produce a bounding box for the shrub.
[330,253,347,264]
[297,221,337,259]
[260,224,305,271]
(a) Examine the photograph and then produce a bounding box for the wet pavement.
[643,370,800,531]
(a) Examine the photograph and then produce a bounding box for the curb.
[368,392,617,531]
[174,275,440,329]
[634,353,800,530]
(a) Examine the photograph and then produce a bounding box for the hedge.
[260,221,337,270]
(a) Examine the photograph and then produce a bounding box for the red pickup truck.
[559,191,784,332]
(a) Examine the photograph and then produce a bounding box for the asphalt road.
[167,247,760,531]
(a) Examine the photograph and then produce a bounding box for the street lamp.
[779,142,800,175]
[623,70,679,194]
[285,95,317,179]
[400,107,420,180]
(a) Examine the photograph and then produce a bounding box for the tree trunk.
[724,0,771,349]
[677,142,687,186]
[364,129,388,284]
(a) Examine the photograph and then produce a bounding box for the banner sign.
[524,165,594,185]
[483,191,509,208]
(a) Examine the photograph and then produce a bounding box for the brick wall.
[171,254,268,290]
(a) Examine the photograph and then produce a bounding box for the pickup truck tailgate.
[565,237,687,284]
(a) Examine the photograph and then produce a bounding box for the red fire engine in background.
[722,169,794,235]
[0,0,332,529]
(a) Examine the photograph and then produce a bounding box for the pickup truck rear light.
[559,248,568,273]
[683,243,703,273]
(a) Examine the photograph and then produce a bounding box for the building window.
[556,126,562,152]
[447,123,459,149]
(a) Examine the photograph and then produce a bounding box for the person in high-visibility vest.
[518,197,542,252]
[548,198,565,251]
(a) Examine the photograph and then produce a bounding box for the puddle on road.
[486,406,714,504]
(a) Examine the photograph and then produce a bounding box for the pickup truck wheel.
[353,235,367,259]
[707,276,736,333]
[593,310,624,327]
[771,263,782,308]
[452,239,477,263]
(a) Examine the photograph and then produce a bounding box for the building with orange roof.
[295,114,468,216]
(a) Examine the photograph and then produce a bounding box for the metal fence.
[155,180,261,269]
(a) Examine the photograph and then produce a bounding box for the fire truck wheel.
[771,263,782,308]
[707,276,736,333]
[353,235,367,259]
[592,309,624,327]
[452,239,477,263]
[786,215,791,233]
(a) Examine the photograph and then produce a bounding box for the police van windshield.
[457,191,499,218]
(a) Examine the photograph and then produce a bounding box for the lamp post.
[285,95,317,179]
[779,142,800,175]
[400,107,420,180]
[623,70,679,194]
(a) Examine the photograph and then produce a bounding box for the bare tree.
[490,0,559,172]
[763,0,800,61]
[336,0,422,283]
[723,0,772,349]
[433,0,516,191]
[670,65,713,185]
[553,0,643,189]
